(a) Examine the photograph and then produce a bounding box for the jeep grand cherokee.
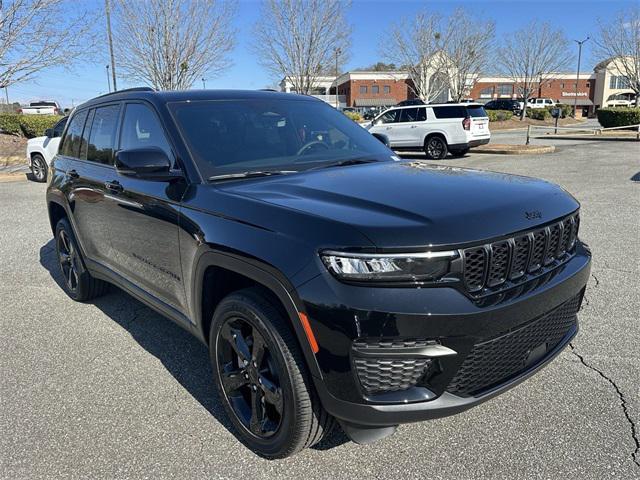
[46,88,591,458]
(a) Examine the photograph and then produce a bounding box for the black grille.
[463,247,486,291]
[447,294,581,397]
[462,212,579,295]
[352,339,434,394]
[487,241,510,286]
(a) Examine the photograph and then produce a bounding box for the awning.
[354,98,397,107]
[563,98,593,106]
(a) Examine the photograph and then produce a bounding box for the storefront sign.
[562,92,588,97]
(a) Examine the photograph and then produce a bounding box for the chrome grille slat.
[462,212,580,296]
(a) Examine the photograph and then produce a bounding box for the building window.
[383,85,390,94]
[359,85,368,94]
[561,83,564,88]
[496,84,512,96]
[586,82,590,87]
[372,85,379,94]
[479,86,493,98]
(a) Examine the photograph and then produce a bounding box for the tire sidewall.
[209,296,301,457]
[54,218,91,301]
[32,154,47,182]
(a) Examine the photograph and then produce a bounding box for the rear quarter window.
[467,106,488,118]
[432,106,466,119]
[59,110,89,158]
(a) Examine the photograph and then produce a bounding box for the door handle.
[105,180,123,193]
[68,169,79,179]
[410,125,418,128]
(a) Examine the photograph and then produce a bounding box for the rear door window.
[86,104,121,165]
[52,117,68,137]
[399,108,422,122]
[59,110,89,158]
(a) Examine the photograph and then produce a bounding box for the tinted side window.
[52,117,68,137]
[399,107,426,122]
[86,105,120,165]
[120,103,173,161]
[432,106,466,119]
[59,110,88,158]
[377,109,399,124]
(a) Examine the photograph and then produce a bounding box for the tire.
[54,218,109,302]
[450,148,470,158]
[31,154,48,182]
[424,135,448,159]
[209,287,334,458]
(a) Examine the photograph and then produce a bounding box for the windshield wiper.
[208,170,297,182]
[308,158,378,171]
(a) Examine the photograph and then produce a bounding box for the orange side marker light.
[298,312,319,354]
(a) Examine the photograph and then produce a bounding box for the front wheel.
[210,288,334,458]
[424,136,448,159]
[31,154,48,182]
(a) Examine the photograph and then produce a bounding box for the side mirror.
[115,147,174,179]
[44,128,54,138]
[371,133,390,147]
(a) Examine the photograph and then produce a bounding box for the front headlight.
[320,250,458,282]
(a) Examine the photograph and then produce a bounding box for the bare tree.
[592,6,640,107]
[497,21,573,120]
[0,0,92,88]
[253,0,351,95]
[385,12,446,102]
[112,0,236,90]
[438,9,495,102]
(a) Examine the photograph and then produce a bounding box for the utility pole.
[333,47,341,109]
[573,36,589,118]
[105,0,117,91]
[106,65,111,92]
[202,78,206,89]
[4,85,8,106]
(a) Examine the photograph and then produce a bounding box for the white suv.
[366,103,490,159]
[25,116,67,182]
[527,98,557,109]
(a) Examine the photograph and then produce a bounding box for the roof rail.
[93,86,155,100]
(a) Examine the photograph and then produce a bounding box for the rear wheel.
[55,218,109,301]
[424,135,448,159]
[210,288,334,458]
[31,154,47,182]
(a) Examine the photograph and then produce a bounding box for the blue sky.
[7,0,635,108]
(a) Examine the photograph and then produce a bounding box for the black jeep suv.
[46,88,591,458]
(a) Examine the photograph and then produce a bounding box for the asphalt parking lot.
[1,138,638,479]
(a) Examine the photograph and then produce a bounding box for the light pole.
[202,78,206,89]
[106,65,111,92]
[105,0,117,91]
[3,85,8,106]
[573,36,589,118]
[333,47,341,109]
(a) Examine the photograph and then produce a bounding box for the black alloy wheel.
[57,228,79,293]
[425,136,448,159]
[210,288,334,458]
[31,154,47,182]
[54,218,109,301]
[216,316,284,437]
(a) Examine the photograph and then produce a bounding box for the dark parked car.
[47,88,591,458]
[396,98,425,106]
[483,99,522,115]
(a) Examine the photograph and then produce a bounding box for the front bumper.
[297,243,591,426]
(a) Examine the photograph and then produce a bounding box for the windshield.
[169,98,393,179]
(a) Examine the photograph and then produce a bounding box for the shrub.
[526,108,550,120]
[547,103,573,118]
[0,114,22,135]
[0,114,62,138]
[343,111,363,122]
[487,110,514,122]
[596,107,640,128]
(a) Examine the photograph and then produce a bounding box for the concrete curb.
[534,135,639,142]
[472,145,556,155]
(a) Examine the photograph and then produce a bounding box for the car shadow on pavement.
[39,240,349,453]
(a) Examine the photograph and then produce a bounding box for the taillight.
[17,108,22,114]
[462,117,471,130]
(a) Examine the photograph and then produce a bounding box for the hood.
[27,136,46,146]
[219,161,579,248]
